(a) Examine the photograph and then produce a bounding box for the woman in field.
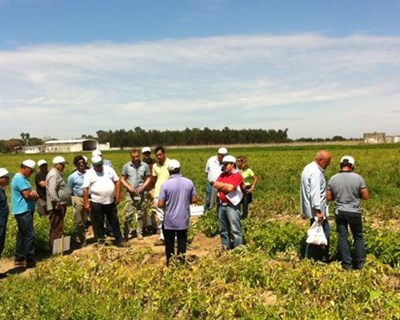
[236,156,259,219]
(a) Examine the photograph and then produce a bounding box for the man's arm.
[83,187,91,212]
[120,175,135,193]
[21,189,39,201]
[191,195,198,204]
[114,180,121,205]
[158,198,165,208]
[213,181,235,193]
[326,189,333,201]
[138,175,151,193]
[360,188,369,200]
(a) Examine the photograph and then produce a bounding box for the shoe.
[26,259,37,268]
[0,273,7,279]
[14,259,26,267]
[154,239,165,246]
[115,240,128,248]
[137,234,144,240]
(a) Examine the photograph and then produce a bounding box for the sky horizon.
[1,0,399,140]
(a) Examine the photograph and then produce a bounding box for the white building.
[43,139,99,153]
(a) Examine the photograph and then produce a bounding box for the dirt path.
[0,232,221,277]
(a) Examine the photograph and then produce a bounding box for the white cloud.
[0,33,399,139]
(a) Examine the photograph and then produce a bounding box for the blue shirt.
[68,170,86,197]
[121,161,150,189]
[11,173,36,215]
[159,174,197,230]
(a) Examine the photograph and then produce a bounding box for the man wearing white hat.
[204,147,228,210]
[46,156,72,252]
[158,159,197,265]
[214,155,245,250]
[327,156,369,270]
[11,160,39,268]
[92,149,113,167]
[0,168,10,276]
[83,155,124,246]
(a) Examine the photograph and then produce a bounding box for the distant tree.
[331,135,345,141]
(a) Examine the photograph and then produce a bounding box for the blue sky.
[0,0,399,140]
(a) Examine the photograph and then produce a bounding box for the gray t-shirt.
[327,171,367,214]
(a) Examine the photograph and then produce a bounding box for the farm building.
[43,139,99,153]
[363,132,400,144]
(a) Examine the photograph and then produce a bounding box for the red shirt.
[216,171,245,203]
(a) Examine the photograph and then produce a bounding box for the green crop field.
[0,144,399,319]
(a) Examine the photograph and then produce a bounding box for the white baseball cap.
[53,156,67,164]
[37,159,47,167]
[340,156,355,166]
[218,147,228,155]
[91,155,103,165]
[222,155,236,163]
[22,159,36,170]
[92,149,102,156]
[0,168,9,178]
[168,159,181,171]
[141,146,151,154]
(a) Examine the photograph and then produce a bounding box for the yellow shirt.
[152,158,171,197]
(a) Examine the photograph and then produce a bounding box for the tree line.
[95,127,290,148]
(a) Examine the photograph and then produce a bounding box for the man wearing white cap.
[204,147,228,210]
[83,155,124,246]
[158,159,197,265]
[214,155,245,250]
[92,149,113,167]
[11,160,39,268]
[46,156,72,252]
[327,156,369,270]
[0,168,10,276]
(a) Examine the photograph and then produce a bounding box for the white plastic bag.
[306,220,328,246]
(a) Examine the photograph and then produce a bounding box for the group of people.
[0,147,367,272]
[301,150,369,270]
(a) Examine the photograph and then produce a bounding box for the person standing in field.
[120,148,152,240]
[0,168,10,277]
[152,146,171,246]
[35,159,48,217]
[236,156,259,219]
[46,156,72,252]
[300,149,332,262]
[204,147,228,211]
[327,156,369,270]
[11,160,39,268]
[158,160,198,265]
[68,155,88,247]
[141,146,157,233]
[83,155,124,246]
[214,155,246,250]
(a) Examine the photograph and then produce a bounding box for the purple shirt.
[159,174,197,230]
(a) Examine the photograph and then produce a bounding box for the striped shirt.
[327,171,367,214]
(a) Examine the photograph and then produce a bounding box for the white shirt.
[205,156,223,183]
[300,161,327,219]
[83,166,119,204]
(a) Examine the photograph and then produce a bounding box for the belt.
[221,202,239,208]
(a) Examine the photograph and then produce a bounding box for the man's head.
[167,159,181,174]
[217,147,228,162]
[73,155,86,172]
[37,159,48,173]
[92,149,102,157]
[141,146,151,157]
[53,156,67,172]
[315,150,331,170]
[20,159,36,177]
[340,155,355,170]
[92,155,104,172]
[0,168,10,187]
[222,155,236,173]
[130,148,141,165]
[155,146,166,165]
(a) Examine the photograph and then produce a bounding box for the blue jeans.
[305,218,330,262]
[204,183,213,210]
[218,204,243,249]
[91,202,123,244]
[14,211,36,262]
[335,210,366,269]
